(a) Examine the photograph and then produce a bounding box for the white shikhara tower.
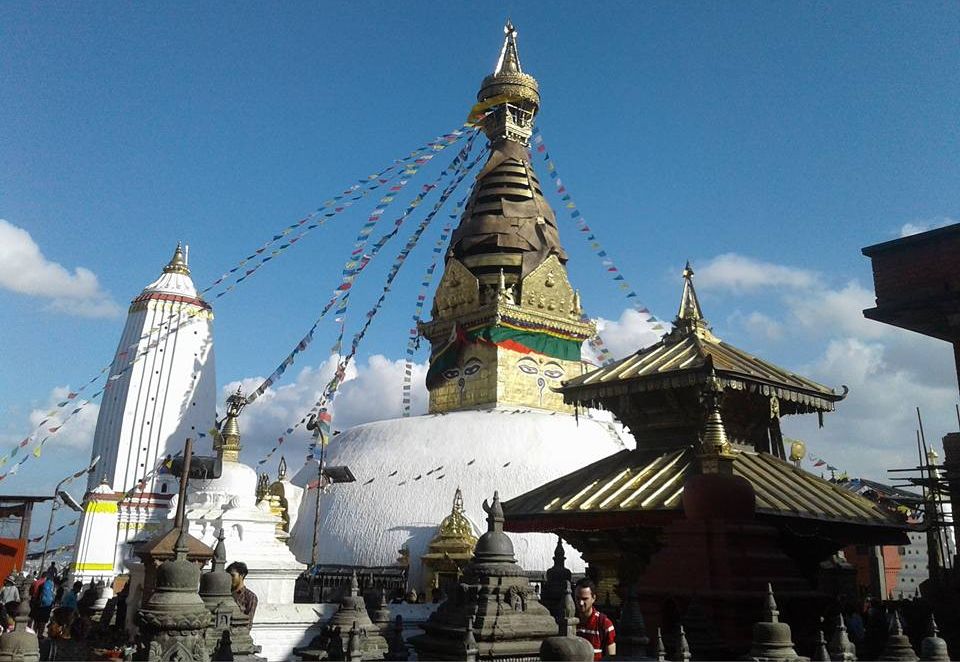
[72,244,217,580]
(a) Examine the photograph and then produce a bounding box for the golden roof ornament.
[436,487,478,541]
[217,386,246,463]
[699,372,734,472]
[163,241,191,276]
[477,20,540,145]
[666,262,717,342]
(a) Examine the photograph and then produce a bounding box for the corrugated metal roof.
[562,333,843,411]
[504,447,903,528]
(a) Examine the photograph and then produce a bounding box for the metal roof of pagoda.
[503,446,905,530]
[561,263,845,412]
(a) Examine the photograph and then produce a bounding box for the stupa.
[178,388,305,604]
[72,243,217,581]
[286,21,630,591]
[410,492,558,660]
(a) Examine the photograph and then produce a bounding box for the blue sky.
[2,3,959,543]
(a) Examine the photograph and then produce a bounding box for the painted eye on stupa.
[442,368,460,380]
[463,358,483,377]
[542,363,565,380]
[517,359,540,375]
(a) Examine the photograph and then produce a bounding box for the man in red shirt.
[575,579,616,660]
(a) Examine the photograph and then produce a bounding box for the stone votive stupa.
[411,491,557,660]
[746,584,800,662]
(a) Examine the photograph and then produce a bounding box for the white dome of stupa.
[287,408,631,589]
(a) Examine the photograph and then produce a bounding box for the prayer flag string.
[400,222,455,417]
[254,136,483,467]
[306,141,483,459]
[206,128,470,298]
[245,130,481,414]
[532,129,668,339]
[4,127,470,470]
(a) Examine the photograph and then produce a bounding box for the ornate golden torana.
[420,488,479,593]
[421,21,595,415]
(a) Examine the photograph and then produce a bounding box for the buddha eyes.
[444,358,483,381]
[518,363,539,375]
[543,368,564,379]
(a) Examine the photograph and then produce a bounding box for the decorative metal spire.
[477,21,540,145]
[678,262,703,321]
[666,262,712,339]
[700,373,733,463]
[495,20,523,74]
[163,241,191,276]
[217,386,246,462]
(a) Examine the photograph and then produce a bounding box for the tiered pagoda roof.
[562,263,845,415]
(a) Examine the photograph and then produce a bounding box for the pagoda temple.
[503,264,910,654]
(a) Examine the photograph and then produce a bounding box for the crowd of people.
[0,563,129,661]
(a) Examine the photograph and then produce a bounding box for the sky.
[2,2,959,547]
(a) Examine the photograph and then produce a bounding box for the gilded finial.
[700,372,734,467]
[678,261,704,323]
[435,486,477,541]
[496,20,522,74]
[218,386,246,463]
[163,242,191,276]
[669,261,715,341]
[476,20,540,144]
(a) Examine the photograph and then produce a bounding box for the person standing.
[33,570,56,638]
[575,579,616,661]
[226,561,258,623]
[0,576,20,605]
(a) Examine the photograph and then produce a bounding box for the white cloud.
[222,354,429,469]
[728,310,784,341]
[696,253,820,294]
[782,336,958,481]
[786,280,888,340]
[0,219,121,318]
[0,385,99,549]
[899,216,957,237]
[593,309,663,360]
[679,251,959,481]
[26,386,101,451]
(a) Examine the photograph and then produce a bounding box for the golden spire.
[477,20,540,145]
[217,386,246,463]
[670,261,715,340]
[699,373,734,473]
[163,242,191,276]
[678,262,703,321]
[495,20,523,74]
